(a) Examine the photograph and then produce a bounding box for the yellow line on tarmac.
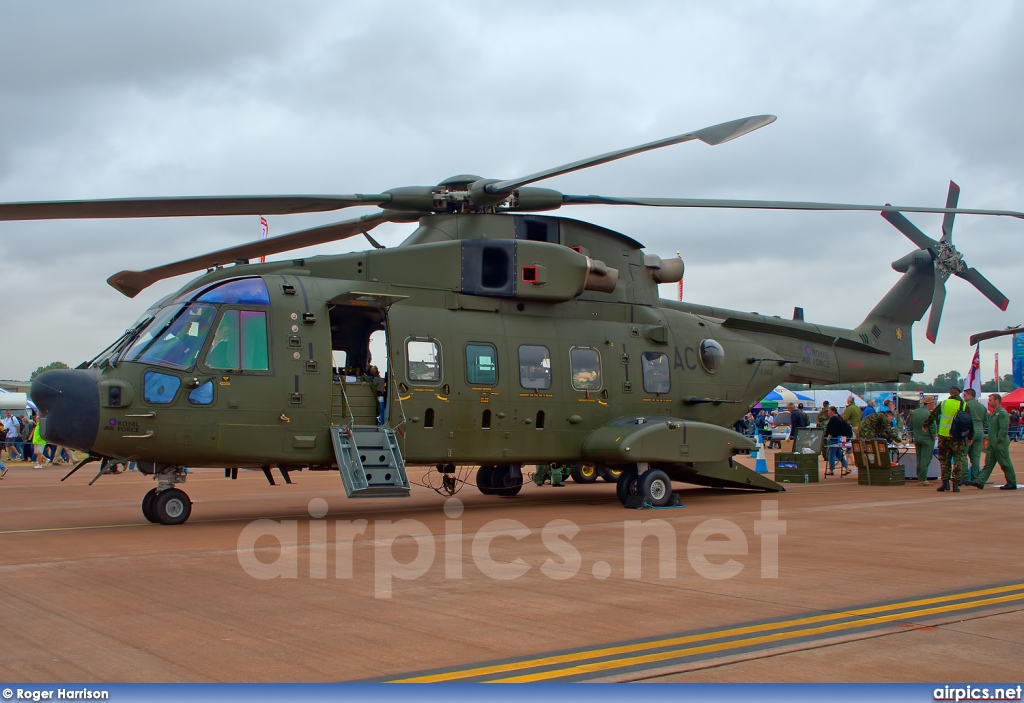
[0,522,148,535]
[493,592,1024,682]
[392,583,1024,683]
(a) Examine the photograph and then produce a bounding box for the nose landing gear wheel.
[153,488,192,525]
[141,488,159,523]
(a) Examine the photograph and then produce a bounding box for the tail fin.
[854,250,934,380]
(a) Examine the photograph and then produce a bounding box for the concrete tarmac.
[0,447,1021,683]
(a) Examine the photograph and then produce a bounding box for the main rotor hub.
[437,174,483,191]
[934,240,967,276]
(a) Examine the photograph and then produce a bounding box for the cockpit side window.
[205,310,269,371]
[123,304,217,370]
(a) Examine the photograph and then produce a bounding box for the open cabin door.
[326,291,407,427]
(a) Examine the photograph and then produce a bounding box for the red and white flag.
[259,216,269,263]
[995,353,1000,381]
[676,252,683,301]
[965,344,982,395]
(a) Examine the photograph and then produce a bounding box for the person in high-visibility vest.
[925,386,969,492]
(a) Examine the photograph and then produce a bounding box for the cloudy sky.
[2,1,1022,386]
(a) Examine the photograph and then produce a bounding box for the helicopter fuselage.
[36,214,922,471]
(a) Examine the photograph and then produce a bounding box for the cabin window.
[143,371,181,405]
[518,344,551,390]
[205,310,270,371]
[570,347,602,391]
[407,339,441,382]
[196,278,270,306]
[125,303,218,370]
[642,352,671,394]
[699,339,725,374]
[188,381,215,405]
[466,343,497,385]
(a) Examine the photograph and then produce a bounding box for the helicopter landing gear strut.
[616,463,677,508]
[143,468,192,525]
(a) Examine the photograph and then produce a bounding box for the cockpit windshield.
[122,303,217,369]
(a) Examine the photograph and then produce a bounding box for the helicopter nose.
[31,369,100,451]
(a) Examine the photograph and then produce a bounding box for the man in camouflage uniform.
[926,386,969,493]
[857,407,900,445]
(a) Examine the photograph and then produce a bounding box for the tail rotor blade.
[941,181,960,242]
[959,267,1010,311]
[926,274,949,343]
[880,210,940,251]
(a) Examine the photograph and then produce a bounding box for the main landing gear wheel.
[152,488,192,525]
[570,464,599,484]
[476,465,499,495]
[141,488,159,523]
[641,468,674,507]
[616,467,639,506]
[493,463,523,497]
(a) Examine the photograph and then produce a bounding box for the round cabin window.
[699,339,725,374]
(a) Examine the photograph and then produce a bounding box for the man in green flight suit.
[857,408,900,444]
[926,386,969,493]
[909,396,938,485]
[967,393,1017,490]
[962,388,989,485]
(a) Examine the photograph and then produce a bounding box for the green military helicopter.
[4,115,1020,524]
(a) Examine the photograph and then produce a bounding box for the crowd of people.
[0,409,78,477]
[736,389,1017,493]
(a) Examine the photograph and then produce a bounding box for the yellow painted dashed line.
[391,583,1024,682]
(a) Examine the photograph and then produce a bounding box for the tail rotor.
[882,181,1008,343]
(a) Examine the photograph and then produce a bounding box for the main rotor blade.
[0,194,391,221]
[941,181,960,243]
[926,273,949,343]
[107,211,416,298]
[559,194,1024,224]
[486,115,776,195]
[970,327,1022,346]
[959,267,1010,311]
[881,210,939,251]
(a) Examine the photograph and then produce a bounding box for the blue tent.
[762,386,813,403]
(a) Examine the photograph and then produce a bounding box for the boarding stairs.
[330,425,410,498]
